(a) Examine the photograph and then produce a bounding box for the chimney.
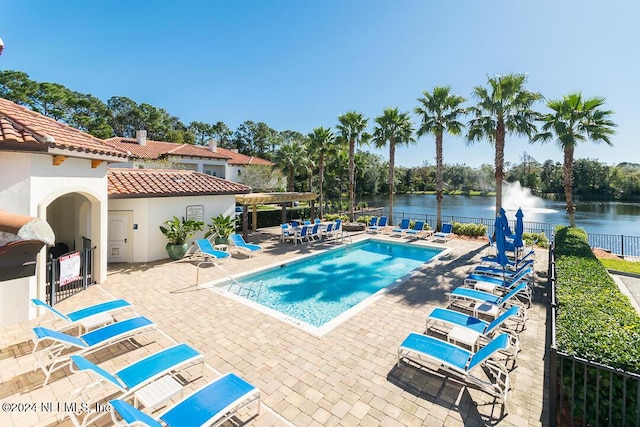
[231,148,239,153]
[136,130,147,146]
[208,139,217,152]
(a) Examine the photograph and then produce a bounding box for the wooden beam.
[52,155,67,166]
[252,204,258,234]
[91,159,103,168]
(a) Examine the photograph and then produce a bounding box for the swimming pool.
[214,239,444,334]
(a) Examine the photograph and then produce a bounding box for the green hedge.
[555,227,640,371]
[452,222,487,237]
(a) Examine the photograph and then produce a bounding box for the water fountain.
[502,181,557,214]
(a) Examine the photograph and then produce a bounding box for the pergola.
[235,192,318,238]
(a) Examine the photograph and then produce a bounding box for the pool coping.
[199,236,452,336]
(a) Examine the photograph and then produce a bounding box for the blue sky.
[1,1,637,167]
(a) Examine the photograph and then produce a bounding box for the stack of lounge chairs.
[29,298,260,427]
[396,248,536,416]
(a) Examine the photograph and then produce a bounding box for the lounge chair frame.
[398,332,511,414]
[230,234,262,256]
[67,343,205,427]
[31,298,133,335]
[109,372,261,427]
[33,316,157,385]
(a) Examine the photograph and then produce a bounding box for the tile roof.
[217,147,274,166]
[0,98,129,159]
[104,137,274,165]
[105,137,231,160]
[107,168,252,198]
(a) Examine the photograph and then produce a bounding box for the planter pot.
[214,236,230,246]
[166,243,188,260]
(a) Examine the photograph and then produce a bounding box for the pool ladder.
[196,261,263,299]
[230,280,264,299]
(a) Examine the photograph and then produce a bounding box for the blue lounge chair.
[404,220,431,239]
[473,259,534,278]
[308,224,321,242]
[397,332,511,414]
[365,217,378,233]
[426,306,522,364]
[392,218,411,235]
[321,222,335,239]
[230,234,262,256]
[464,268,533,306]
[367,216,387,234]
[194,239,231,260]
[334,219,344,239]
[109,373,261,427]
[448,283,530,321]
[33,316,157,385]
[68,343,205,426]
[31,298,132,333]
[294,225,309,245]
[280,224,295,243]
[433,223,453,242]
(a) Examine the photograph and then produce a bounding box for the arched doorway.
[37,188,105,303]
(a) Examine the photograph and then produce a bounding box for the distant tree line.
[2,70,636,227]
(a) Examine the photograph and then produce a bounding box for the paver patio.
[0,229,549,426]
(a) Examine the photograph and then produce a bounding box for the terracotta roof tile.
[0,98,129,158]
[105,137,230,160]
[108,168,252,198]
[216,147,274,166]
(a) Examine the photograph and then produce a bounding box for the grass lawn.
[599,258,640,274]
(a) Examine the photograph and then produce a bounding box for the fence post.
[621,234,625,258]
[50,259,57,306]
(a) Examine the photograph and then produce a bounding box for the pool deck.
[0,229,550,426]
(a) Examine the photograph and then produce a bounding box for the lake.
[359,183,640,238]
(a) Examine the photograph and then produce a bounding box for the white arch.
[36,185,107,302]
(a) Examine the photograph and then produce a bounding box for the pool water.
[218,239,442,330]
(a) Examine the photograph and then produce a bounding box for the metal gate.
[45,237,96,305]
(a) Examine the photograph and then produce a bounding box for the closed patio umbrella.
[494,215,509,271]
[499,207,513,237]
[513,208,525,267]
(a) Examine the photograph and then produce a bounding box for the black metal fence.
[548,245,640,426]
[358,209,556,240]
[45,237,96,305]
[587,233,640,259]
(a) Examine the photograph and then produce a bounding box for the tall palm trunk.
[288,170,295,192]
[563,144,576,227]
[435,132,444,231]
[388,141,395,225]
[348,138,355,222]
[318,154,325,218]
[494,120,506,215]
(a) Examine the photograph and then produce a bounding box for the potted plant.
[206,214,236,245]
[159,216,204,260]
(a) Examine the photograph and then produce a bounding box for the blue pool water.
[219,239,442,329]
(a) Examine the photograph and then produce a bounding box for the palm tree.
[272,140,304,191]
[467,73,542,215]
[532,93,616,226]
[372,108,415,225]
[336,112,370,221]
[415,86,467,231]
[308,127,337,218]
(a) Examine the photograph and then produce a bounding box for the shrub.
[356,215,373,225]
[522,231,550,248]
[555,227,640,371]
[451,222,487,237]
[325,213,348,222]
[554,226,640,423]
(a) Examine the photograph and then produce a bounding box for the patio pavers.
[0,229,548,426]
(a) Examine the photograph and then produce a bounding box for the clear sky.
[1,0,637,168]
